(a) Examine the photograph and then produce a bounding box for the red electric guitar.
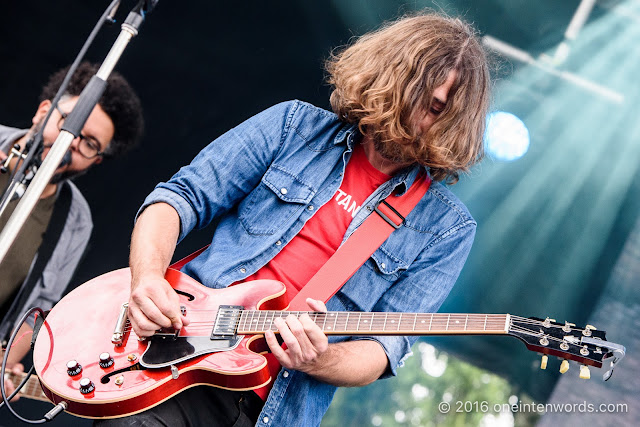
[32,268,625,419]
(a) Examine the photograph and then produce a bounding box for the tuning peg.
[579,365,590,379]
[562,321,576,332]
[559,360,570,374]
[582,325,596,337]
[540,355,548,370]
[543,317,556,328]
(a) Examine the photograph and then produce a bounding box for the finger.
[274,317,302,356]
[306,298,327,312]
[285,315,312,350]
[11,363,24,375]
[136,297,174,329]
[299,314,328,349]
[128,304,163,337]
[5,379,20,402]
[264,330,291,367]
[160,287,187,329]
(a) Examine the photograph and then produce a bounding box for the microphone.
[59,150,72,168]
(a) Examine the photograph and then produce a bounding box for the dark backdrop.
[3,1,631,425]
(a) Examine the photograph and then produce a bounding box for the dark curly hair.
[39,62,144,158]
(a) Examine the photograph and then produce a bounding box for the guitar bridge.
[211,305,244,340]
[111,303,130,346]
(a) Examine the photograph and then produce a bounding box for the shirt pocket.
[368,247,409,282]
[239,165,315,235]
[335,247,410,312]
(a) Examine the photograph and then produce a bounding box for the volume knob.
[66,360,82,376]
[99,352,114,369]
[79,378,95,394]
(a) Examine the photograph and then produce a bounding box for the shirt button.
[240,268,246,273]
[283,371,289,378]
[307,205,314,211]
[366,206,372,211]
[280,188,288,195]
[275,240,282,246]
[263,416,269,423]
[380,263,386,269]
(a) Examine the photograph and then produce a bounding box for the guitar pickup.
[211,305,243,340]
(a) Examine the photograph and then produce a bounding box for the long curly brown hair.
[326,13,490,183]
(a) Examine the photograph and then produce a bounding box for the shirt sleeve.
[136,101,298,242]
[350,219,476,378]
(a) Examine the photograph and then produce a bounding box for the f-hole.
[174,289,195,301]
[100,363,144,384]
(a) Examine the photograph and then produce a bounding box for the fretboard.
[4,372,49,402]
[236,311,510,336]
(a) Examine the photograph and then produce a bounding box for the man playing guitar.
[104,12,490,426]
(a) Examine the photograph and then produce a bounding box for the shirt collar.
[333,123,359,147]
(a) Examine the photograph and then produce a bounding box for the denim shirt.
[139,100,476,426]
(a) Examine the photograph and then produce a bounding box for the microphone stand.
[0,0,156,266]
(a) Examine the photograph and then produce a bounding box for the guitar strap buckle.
[374,200,405,229]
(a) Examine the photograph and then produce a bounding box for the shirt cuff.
[135,186,197,243]
[349,335,412,379]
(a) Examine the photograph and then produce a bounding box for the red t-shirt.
[243,143,390,298]
[243,143,390,398]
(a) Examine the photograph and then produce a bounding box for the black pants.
[93,386,264,427]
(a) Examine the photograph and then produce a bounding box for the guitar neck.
[236,311,511,336]
[4,371,49,402]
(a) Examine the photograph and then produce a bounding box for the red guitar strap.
[287,173,431,310]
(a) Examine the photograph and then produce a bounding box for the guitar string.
[120,313,593,338]
[508,325,598,350]
[121,313,510,330]
[121,311,591,334]
[122,316,511,334]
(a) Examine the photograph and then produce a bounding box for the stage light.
[484,111,530,161]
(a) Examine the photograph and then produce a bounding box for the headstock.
[508,316,626,380]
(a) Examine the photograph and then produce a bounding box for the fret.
[446,314,451,331]
[382,313,388,331]
[397,313,402,332]
[332,313,338,332]
[412,313,417,332]
[483,315,487,331]
[428,313,433,331]
[357,312,362,331]
[321,312,328,331]
[256,310,263,332]
[267,311,275,332]
[464,314,468,331]
[250,310,257,331]
[239,311,246,333]
[344,312,350,333]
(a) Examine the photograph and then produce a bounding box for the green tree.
[322,342,539,427]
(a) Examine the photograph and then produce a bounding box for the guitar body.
[33,268,288,419]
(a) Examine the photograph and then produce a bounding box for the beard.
[29,119,85,184]
[49,166,88,184]
[372,135,419,166]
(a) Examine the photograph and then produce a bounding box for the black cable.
[0,365,36,408]
[1,307,47,424]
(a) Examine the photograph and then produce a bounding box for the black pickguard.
[139,335,243,368]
